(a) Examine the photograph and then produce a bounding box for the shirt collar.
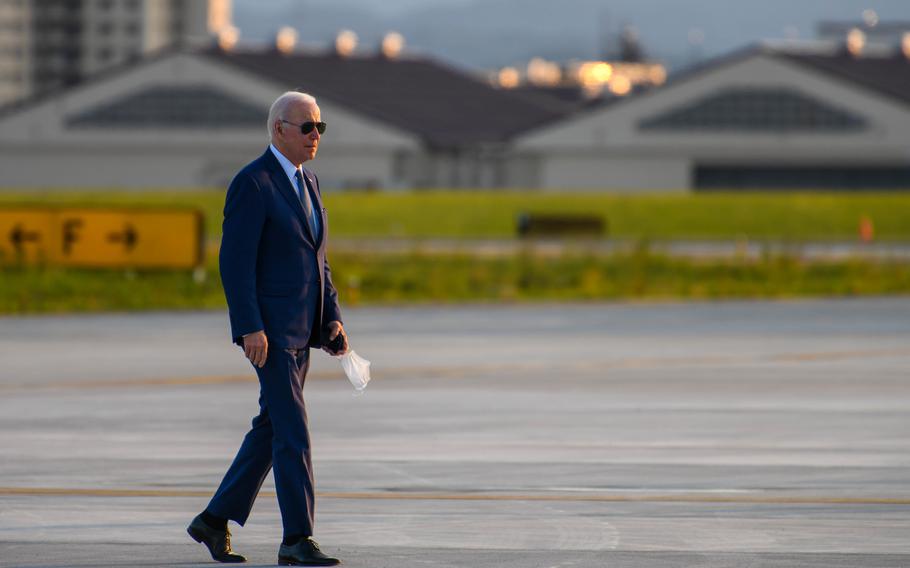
[269,143,302,182]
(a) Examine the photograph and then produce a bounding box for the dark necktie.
[294,169,320,240]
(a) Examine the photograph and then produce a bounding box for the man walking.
[188,91,347,566]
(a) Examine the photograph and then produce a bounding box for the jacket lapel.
[302,168,326,248]
[263,149,317,248]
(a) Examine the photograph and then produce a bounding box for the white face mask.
[336,350,371,394]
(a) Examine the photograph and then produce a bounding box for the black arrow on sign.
[9,224,41,255]
[107,223,138,252]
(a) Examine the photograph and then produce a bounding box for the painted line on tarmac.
[0,487,908,506]
[769,348,910,362]
[3,346,909,392]
[0,373,317,392]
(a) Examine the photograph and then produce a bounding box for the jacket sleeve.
[315,172,343,326]
[322,256,342,325]
[219,172,266,344]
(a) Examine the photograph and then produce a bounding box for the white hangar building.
[0,46,569,190]
[1,42,908,192]
[513,42,910,191]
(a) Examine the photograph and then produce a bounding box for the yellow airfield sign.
[0,208,204,269]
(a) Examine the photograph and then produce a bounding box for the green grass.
[329,250,910,303]
[0,266,226,313]
[2,250,908,314]
[2,190,908,313]
[323,191,910,241]
[1,189,909,241]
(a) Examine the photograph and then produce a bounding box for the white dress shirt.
[270,143,303,199]
[269,144,320,237]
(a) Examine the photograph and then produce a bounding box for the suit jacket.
[220,148,342,349]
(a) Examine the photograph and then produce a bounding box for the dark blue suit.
[207,147,342,539]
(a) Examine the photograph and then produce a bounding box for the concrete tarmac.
[1,299,909,567]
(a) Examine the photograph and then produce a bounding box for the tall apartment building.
[0,0,231,107]
[0,0,31,104]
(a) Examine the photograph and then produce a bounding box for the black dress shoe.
[278,538,340,566]
[187,514,247,563]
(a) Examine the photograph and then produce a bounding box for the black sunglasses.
[281,119,326,135]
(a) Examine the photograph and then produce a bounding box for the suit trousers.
[206,347,315,538]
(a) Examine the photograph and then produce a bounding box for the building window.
[66,86,270,129]
[639,88,867,132]
[696,165,910,190]
[96,47,114,63]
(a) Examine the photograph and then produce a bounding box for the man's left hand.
[323,320,348,355]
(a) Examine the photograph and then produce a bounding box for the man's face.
[275,102,321,165]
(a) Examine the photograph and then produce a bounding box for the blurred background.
[3,6,910,565]
[0,0,909,311]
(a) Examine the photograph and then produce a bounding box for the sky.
[232,0,910,71]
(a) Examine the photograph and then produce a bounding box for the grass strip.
[1,190,909,241]
[2,250,908,314]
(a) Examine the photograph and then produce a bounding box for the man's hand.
[323,321,348,355]
[242,330,268,368]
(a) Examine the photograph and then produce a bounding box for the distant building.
[0,44,570,189]
[1,38,909,191]
[0,0,232,107]
[0,0,31,105]
[511,41,910,191]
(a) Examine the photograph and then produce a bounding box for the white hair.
[267,91,318,139]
